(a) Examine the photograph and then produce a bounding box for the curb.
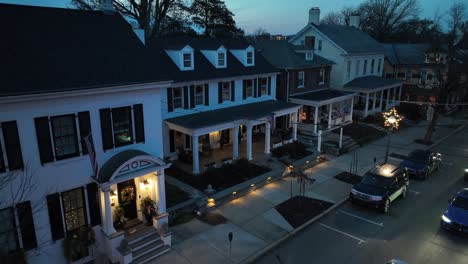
[427,123,467,149]
[240,196,350,264]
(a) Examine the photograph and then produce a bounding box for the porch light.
[267,177,272,181]
[143,180,149,186]
[110,190,117,197]
[250,183,255,187]
[207,197,216,208]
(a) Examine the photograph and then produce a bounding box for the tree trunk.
[423,106,438,143]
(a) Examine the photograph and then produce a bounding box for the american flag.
[84,133,99,178]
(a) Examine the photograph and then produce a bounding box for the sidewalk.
[153,114,467,264]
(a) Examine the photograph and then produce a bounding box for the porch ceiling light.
[110,190,117,197]
[143,180,149,186]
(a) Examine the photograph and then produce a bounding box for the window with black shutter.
[133,104,145,143]
[218,82,223,104]
[204,84,209,106]
[46,193,64,241]
[51,114,79,160]
[86,183,101,227]
[183,86,189,109]
[34,117,54,164]
[230,81,235,101]
[1,121,24,171]
[100,108,113,150]
[16,201,37,250]
[78,112,91,154]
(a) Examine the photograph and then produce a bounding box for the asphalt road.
[255,126,468,264]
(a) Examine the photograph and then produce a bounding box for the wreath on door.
[120,186,135,203]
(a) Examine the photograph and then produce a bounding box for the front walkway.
[153,113,468,264]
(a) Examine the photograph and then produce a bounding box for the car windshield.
[407,151,428,163]
[362,173,393,188]
[452,196,468,210]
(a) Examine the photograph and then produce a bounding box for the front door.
[117,179,138,221]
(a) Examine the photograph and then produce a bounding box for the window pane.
[112,107,133,147]
[173,87,183,109]
[183,53,191,68]
[0,207,18,253]
[246,80,253,97]
[222,82,231,101]
[247,52,253,64]
[195,85,204,105]
[218,53,225,66]
[260,78,268,95]
[51,114,78,159]
[62,188,86,232]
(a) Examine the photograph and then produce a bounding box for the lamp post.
[383,108,401,163]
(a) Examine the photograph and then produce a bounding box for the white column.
[380,90,384,111]
[392,87,397,106]
[398,85,402,103]
[386,89,390,110]
[339,127,343,148]
[246,125,253,160]
[155,171,166,214]
[372,92,377,111]
[292,112,298,141]
[317,130,322,152]
[264,122,271,154]
[364,93,369,117]
[233,127,239,159]
[314,106,319,134]
[328,103,332,129]
[349,97,354,121]
[103,187,116,235]
[192,135,199,174]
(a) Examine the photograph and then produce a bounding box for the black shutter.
[204,84,209,106]
[34,117,54,164]
[17,201,37,250]
[218,82,223,104]
[169,130,175,152]
[46,193,64,241]
[183,86,189,109]
[86,183,101,227]
[230,81,235,101]
[190,85,195,108]
[254,78,259,97]
[2,121,24,170]
[243,80,247,99]
[268,77,272,95]
[133,104,145,143]
[185,134,190,149]
[167,88,174,112]
[99,108,113,150]
[78,112,91,155]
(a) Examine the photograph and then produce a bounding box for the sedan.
[441,188,468,234]
[400,149,441,179]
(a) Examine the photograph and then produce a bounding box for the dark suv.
[350,163,409,213]
[400,149,441,179]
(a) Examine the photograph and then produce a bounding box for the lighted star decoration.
[383,108,401,130]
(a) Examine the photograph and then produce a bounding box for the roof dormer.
[165,45,194,71]
[201,46,227,69]
[230,45,255,67]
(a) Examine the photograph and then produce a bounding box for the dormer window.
[183,53,192,68]
[246,51,254,65]
[218,52,226,67]
[305,52,313,60]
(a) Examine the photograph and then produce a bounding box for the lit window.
[61,188,87,232]
[195,85,204,105]
[247,51,253,65]
[183,53,192,68]
[245,80,254,97]
[298,71,305,87]
[112,107,133,147]
[259,78,268,95]
[222,82,231,101]
[319,69,325,84]
[172,87,183,109]
[51,114,79,159]
[305,52,313,60]
[218,52,225,67]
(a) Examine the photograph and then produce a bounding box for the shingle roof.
[148,37,277,82]
[0,4,173,98]
[344,76,402,90]
[165,100,300,130]
[255,40,334,69]
[312,24,384,54]
[290,89,354,102]
[384,44,431,65]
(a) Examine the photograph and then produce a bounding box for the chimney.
[308,7,320,25]
[99,0,114,11]
[349,15,360,28]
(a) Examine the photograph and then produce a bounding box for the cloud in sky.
[1,0,462,34]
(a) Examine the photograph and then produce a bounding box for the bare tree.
[321,11,344,25]
[71,0,185,40]
[250,27,271,42]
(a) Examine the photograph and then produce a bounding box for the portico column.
[364,92,369,117]
[155,171,166,214]
[192,135,199,174]
[102,187,116,235]
[292,112,298,141]
[246,125,253,160]
[398,85,402,103]
[349,97,354,121]
[328,103,332,129]
[392,87,397,106]
[380,90,384,111]
[314,106,319,134]
[264,122,271,154]
[372,92,377,111]
[233,127,239,159]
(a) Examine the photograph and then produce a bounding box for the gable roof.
[291,23,384,54]
[148,37,277,82]
[255,40,334,69]
[384,43,449,66]
[0,4,171,98]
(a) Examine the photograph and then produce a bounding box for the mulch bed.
[275,196,334,228]
[334,172,362,185]
[271,141,313,160]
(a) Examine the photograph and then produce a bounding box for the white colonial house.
[153,38,301,175]
[0,4,173,264]
[288,7,403,117]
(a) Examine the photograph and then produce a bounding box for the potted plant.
[141,196,158,226]
[113,205,127,230]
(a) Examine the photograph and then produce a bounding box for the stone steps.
[127,227,170,264]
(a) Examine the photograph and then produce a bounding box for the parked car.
[400,149,441,179]
[440,188,468,234]
[350,163,409,213]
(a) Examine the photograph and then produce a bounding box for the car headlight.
[464,168,468,173]
[442,214,451,223]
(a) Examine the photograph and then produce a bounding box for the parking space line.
[337,210,384,227]
[319,223,366,244]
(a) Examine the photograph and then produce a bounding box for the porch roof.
[165,100,300,130]
[290,89,354,102]
[344,76,402,91]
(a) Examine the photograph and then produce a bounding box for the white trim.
[289,24,348,54]
[170,73,278,87]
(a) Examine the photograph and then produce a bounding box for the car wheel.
[382,199,390,213]
[401,186,407,199]
[423,171,429,180]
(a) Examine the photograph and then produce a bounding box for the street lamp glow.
[383,108,401,130]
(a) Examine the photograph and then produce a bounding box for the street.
[255,126,468,264]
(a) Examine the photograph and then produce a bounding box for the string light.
[383,108,401,130]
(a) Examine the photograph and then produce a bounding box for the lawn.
[166,158,271,192]
[340,123,386,145]
[165,182,191,208]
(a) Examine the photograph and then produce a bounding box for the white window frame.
[259,77,268,95]
[245,79,254,97]
[298,71,305,88]
[217,52,226,68]
[182,52,193,70]
[246,50,254,66]
[305,52,313,60]
[319,69,325,84]
[194,85,205,106]
[221,82,231,101]
[356,60,360,76]
[172,87,184,109]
